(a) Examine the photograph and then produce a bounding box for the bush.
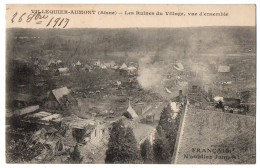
[105,120,142,163]
[69,143,83,163]
[157,105,176,155]
[153,126,171,164]
[140,139,153,163]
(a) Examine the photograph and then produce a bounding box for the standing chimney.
[208,88,213,102]
[179,90,183,102]
[179,90,182,97]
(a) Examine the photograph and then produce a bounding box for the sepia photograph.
[4,4,257,164]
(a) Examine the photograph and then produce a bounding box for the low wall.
[172,102,256,164]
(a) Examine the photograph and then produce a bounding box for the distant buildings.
[116,63,138,76]
[48,59,56,67]
[56,60,63,68]
[48,59,64,69]
[103,61,116,68]
[75,60,82,67]
[93,60,101,67]
[218,65,230,73]
[127,66,137,75]
[174,62,184,71]
[82,64,92,72]
[118,63,128,76]
[55,67,69,76]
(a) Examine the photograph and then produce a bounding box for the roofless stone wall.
[172,102,256,164]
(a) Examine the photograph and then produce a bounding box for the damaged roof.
[120,63,128,70]
[41,114,62,121]
[22,111,62,125]
[61,115,98,130]
[126,101,138,119]
[57,67,69,73]
[142,102,168,120]
[51,87,71,104]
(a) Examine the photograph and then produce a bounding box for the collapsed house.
[60,116,109,145]
[222,98,242,114]
[48,59,64,69]
[56,60,64,68]
[22,111,62,127]
[223,98,241,108]
[141,102,168,123]
[48,59,56,67]
[187,84,210,109]
[44,87,72,110]
[82,64,92,72]
[127,66,137,75]
[24,114,110,162]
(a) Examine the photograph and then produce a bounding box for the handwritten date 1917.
[11,12,70,28]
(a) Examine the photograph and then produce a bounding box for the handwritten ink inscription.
[11,12,70,28]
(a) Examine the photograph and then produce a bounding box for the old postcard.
[5,4,256,164]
